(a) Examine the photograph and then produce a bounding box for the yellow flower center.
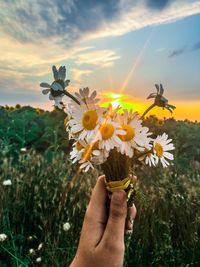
[154,143,164,158]
[118,124,135,142]
[100,124,114,140]
[83,145,92,161]
[82,110,98,130]
[76,142,83,151]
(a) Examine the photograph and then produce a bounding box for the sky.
[0,0,200,121]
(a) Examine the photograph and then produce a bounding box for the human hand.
[70,175,137,267]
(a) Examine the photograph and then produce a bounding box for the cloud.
[71,68,93,82]
[74,50,120,67]
[0,0,200,47]
[91,1,200,39]
[168,40,200,58]
[0,0,121,45]
[168,48,185,58]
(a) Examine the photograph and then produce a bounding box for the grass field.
[0,106,200,266]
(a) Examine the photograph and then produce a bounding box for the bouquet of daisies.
[40,66,175,206]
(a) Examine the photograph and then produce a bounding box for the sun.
[100,91,145,114]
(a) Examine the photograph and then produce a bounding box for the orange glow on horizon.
[99,91,200,121]
[30,91,200,122]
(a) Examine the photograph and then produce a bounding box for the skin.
[70,175,137,267]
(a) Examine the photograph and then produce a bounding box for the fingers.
[86,175,107,222]
[101,190,127,248]
[80,175,107,247]
[125,204,137,233]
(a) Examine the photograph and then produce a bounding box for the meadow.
[0,105,200,267]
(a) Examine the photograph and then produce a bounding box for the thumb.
[102,190,127,246]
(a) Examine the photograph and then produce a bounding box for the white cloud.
[74,50,120,67]
[71,68,93,82]
[87,1,200,39]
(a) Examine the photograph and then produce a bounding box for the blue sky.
[0,0,200,119]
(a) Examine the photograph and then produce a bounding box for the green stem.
[0,245,27,267]
[63,90,80,105]
[140,103,156,119]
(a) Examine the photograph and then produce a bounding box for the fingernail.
[113,191,125,203]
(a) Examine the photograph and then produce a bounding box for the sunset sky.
[0,0,200,120]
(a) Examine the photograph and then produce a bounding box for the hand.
[70,175,137,267]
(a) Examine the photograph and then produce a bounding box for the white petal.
[52,66,58,80]
[65,79,70,87]
[42,89,50,95]
[80,162,88,168]
[40,82,51,88]
[92,150,100,156]
[163,152,174,160]
[84,87,89,96]
[71,125,82,133]
[164,144,175,151]
[91,90,97,99]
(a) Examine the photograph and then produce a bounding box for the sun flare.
[100,91,145,114]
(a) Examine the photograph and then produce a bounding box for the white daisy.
[74,87,100,106]
[95,117,124,152]
[153,133,175,168]
[70,140,101,172]
[40,66,70,109]
[143,146,158,167]
[68,103,104,141]
[116,110,151,157]
[63,222,71,231]
[0,233,7,242]
[36,257,42,263]
[2,179,12,186]
[29,248,35,255]
[79,142,102,172]
[70,141,84,163]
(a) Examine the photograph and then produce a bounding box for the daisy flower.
[63,222,71,231]
[2,179,12,186]
[79,142,101,172]
[70,140,102,172]
[40,66,70,109]
[142,146,158,167]
[117,110,151,157]
[0,233,7,242]
[70,141,85,163]
[68,102,104,141]
[153,133,175,167]
[40,65,79,109]
[147,84,176,114]
[74,87,100,106]
[96,117,124,152]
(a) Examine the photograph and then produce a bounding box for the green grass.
[0,151,199,266]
